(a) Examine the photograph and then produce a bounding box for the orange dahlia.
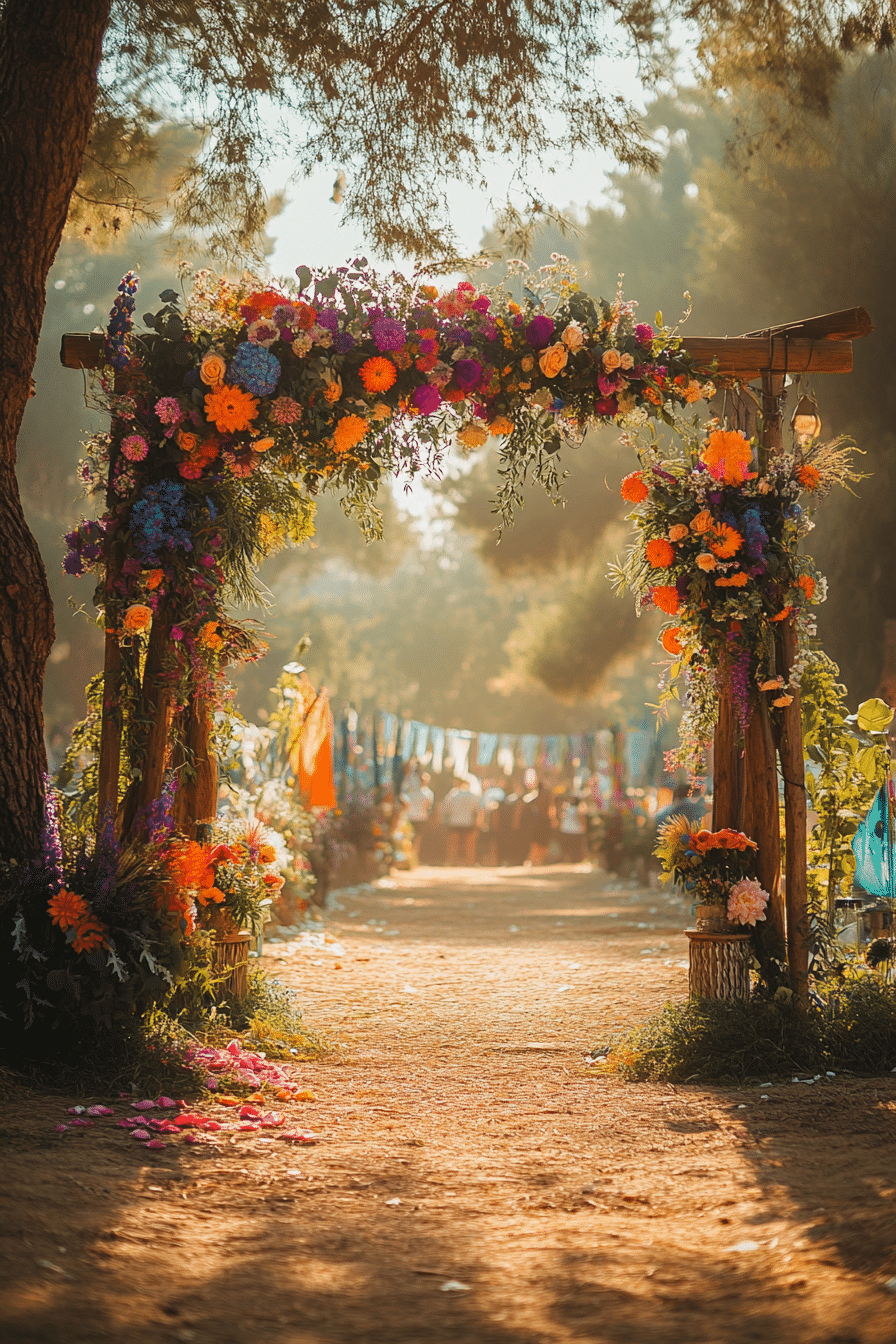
[72,918,108,954]
[715,572,749,587]
[332,414,370,455]
[48,888,89,930]
[204,384,258,433]
[359,357,397,394]
[620,471,649,504]
[700,429,754,485]
[651,585,681,615]
[797,464,821,490]
[709,523,743,559]
[661,627,685,655]
[796,573,816,600]
[646,538,676,569]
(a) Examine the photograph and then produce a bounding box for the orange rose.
[696,553,717,571]
[539,342,569,378]
[602,348,622,371]
[177,430,199,454]
[668,524,689,542]
[200,352,228,386]
[123,604,153,633]
[561,322,585,350]
[690,509,713,535]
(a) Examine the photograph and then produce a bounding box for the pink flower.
[154,397,182,426]
[170,625,184,641]
[270,396,301,425]
[121,434,149,462]
[727,877,769,926]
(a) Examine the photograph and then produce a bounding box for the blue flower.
[130,480,193,564]
[229,341,281,397]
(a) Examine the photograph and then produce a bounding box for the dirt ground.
[2,863,896,1344]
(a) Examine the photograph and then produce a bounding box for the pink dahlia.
[727,877,769,926]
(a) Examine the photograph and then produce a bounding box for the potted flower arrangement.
[655,815,770,932]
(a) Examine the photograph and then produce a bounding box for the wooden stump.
[686,930,752,1002]
[212,932,251,999]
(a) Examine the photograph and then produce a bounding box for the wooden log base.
[212,932,251,1000]
[686,930,753,1003]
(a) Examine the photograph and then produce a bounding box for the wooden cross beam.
[61,306,873,381]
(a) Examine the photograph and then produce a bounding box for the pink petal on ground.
[86,1105,114,1116]
[131,1100,156,1111]
[182,1134,201,1144]
[156,1097,177,1108]
[131,1128,151,1140]
[67,1106,85,1115]
[55,1124,69,1132]
[145,1139,166,1150]
[204,1121,223,1132]
[238,1122,261,1132]
[158,1121,180,1134]
[260,1113,284,1128]
[70,1118,93,1127]
[239,1106,262,1119]
[116,1120,135,1128]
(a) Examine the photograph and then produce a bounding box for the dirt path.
[3,864,896,1344]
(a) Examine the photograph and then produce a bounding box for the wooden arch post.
[680,307,873,1004]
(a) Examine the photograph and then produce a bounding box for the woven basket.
[212,932,251,999]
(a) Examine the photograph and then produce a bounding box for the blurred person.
[402,769,434,865]
[479,782,505,866]
[520,781,555,866]
[439,777,481,865]
[496,789,524,865]
[558,791,588,863]
[654,782,707,835]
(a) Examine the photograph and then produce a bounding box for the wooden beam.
[741,306,873,343]
[60,331,105,369]
[682,335,853,379]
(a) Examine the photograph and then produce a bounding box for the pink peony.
[727,877,769,926]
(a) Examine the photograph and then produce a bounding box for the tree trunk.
[0,0,111,860]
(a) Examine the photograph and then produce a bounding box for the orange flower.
[773,694,794,707]
[708,523,743,558]
[292,301,317,330]
[715,572,749,587]
[796,573,816,600]
[696,553,717,571]
[668,524,689,542]
[661,627,685,655]
[690,509,713,535]
[200,352,228,386]
[199,621,225,652]
[251,437,275,453]
[797,464,821,490]
[197,885,227,906]
[177,430,199,455]
[489,415,514,437]
[263,873,285,890]
[204,384,258,433]
[145,570,165,591]
[72,918,107,953]
[168,841,212,889]
[258,844,277,865]
[643,387,662,405]
[332,414,370,455]
[244,288,287,319]
[652,585,680,615]
[646,538,676,569]
[123,603,153,633]
[620,472,649,504]
[359,357,398,394]
[48,888,89,930]
[770,606,794,623]
[700,429,754,485]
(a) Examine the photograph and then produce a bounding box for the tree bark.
[0,0,111,860]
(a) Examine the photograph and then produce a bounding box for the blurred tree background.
[29,52,896,754]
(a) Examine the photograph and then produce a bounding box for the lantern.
[790,393,821,443]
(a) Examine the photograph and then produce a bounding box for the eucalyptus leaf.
[295,265,312,291]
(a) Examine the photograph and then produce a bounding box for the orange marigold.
[332,414,370,455]
[199,620,226,652]
[715,572,749,587]
[646,538,675,569]
[72,918,108,954]
[796,573,816,600]
[661,627,685,656]
[48,888,89,930]
[651,585,680,615]
[168,840,212,890]
[770,606,794,623]
[709,523,743,558]
[204,384,258,433]
[700,429,754,485]
[620,471,648,504]
[359,357,397,394]
[489,415,515,437]
[797,464,821,490]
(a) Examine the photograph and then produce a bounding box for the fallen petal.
[131,1100,156,1111]
[145,1139,166,1150]
[131,1129,151,1141]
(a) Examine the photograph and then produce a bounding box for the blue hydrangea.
[130,480,193,564]
[742,506,769,558]
[229,341,282,397]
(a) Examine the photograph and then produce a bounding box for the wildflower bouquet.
[611,413,860,776]
[655,815,770,926]
[167,819,286,935]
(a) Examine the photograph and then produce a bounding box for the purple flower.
[635,323,654,345]
[472,296,491,313]
[445,326,473,347]
[453,358,483,391]
[371,317,406,352]
[171,625,184,641]
[333,332,356,353]
[525,315,555,349]
[63,551,84,576]
[316,308,339,331]
[412,384,442,415]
